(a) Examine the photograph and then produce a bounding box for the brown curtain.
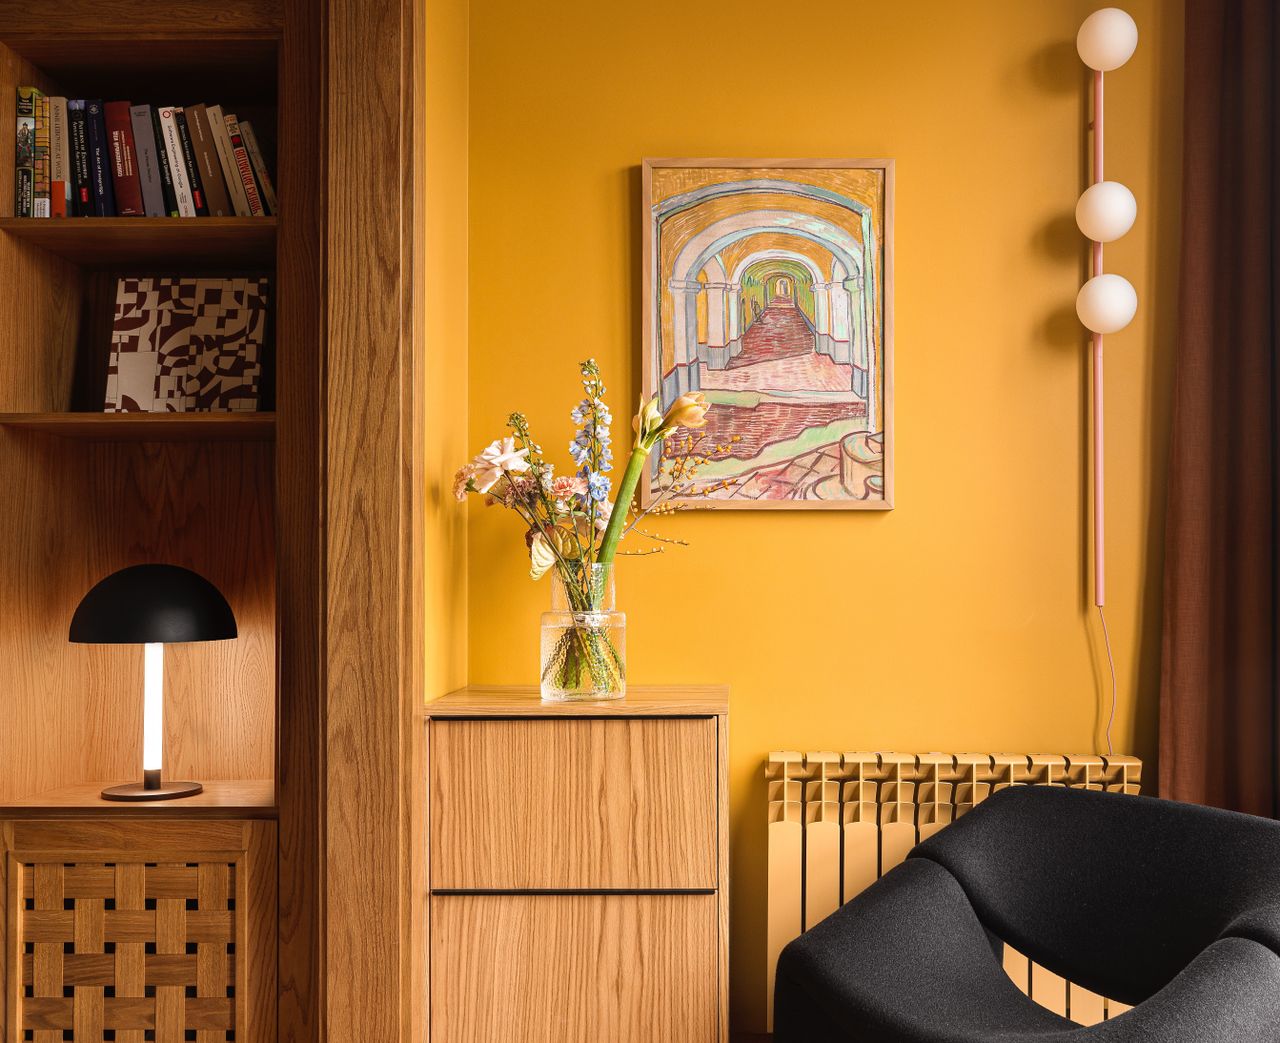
[1160,0,1280,816]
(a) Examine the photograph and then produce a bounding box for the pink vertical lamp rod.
[1091,69,1105,608]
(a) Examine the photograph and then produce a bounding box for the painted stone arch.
[654,179,880,393]
[740,257,819,331]
[666,211,875,414]
[732,248,826,333]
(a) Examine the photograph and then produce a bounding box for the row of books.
[14,89,276,219]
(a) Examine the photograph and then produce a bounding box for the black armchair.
[774,785,1280,1042]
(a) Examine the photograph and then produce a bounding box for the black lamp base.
[101,779,203,802]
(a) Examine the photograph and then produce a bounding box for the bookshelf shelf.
[0,410,276,440]
[0,216,276,265]
[0,778,276,818]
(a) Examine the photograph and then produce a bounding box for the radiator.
[766,751,1143,1032]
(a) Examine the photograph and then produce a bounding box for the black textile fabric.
[774,786,1280,1042]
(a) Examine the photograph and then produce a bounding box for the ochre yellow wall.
[423,0,469,699]
[464,0,1183,1030]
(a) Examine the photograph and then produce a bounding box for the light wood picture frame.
[641,158,894,510]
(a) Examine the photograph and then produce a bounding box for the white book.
[238,121,277,215]
[206,105,251,217]
[48,96,71,215]
[157,106,196,217]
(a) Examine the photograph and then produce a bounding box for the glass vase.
[540,563,626,702]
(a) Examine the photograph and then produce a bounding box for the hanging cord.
[1096,604,1117,757]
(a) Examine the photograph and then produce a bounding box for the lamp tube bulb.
[143,642,164,781]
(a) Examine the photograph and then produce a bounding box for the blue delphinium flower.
[587,471,611,503]
[570,360,614,489]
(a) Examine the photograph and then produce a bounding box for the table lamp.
[69,563,238,801]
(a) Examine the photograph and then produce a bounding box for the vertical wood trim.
[2,838,12,1042]
[403,0,427,1039]
[324,0,421,1038]
[716,714,730,1043]
[278,0,328,1039]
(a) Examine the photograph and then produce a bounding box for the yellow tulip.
[634,394,665,448]
[662,392,709,432]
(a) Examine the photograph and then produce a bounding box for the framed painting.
[641,158,894,509]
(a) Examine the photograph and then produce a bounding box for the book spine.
[150,107,179,216]
[206,105,251,217]
[238,121,277,217]
[103,101,144,217]
[49,97,70,218]
[129,105,165,217]
[14,87,35,218]
[172,108,208,216]
[85,100,117,216]
[157,108,195,217]
[32,90,49,217]
[68,100,90,216]
[183,103,231,217]
[223,113,264,217]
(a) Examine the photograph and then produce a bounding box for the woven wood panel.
[2,819,275,1043]
[18,860,236,1041]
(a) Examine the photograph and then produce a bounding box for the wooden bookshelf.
[0,0,419,1038]
[0,410,276,439]
[0,777,276,817]
[0,12,291,1041]
[0,216,277,264]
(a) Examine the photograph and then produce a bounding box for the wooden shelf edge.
[0,216,277,231]
[425,684,731,718]
[0,778,277,818]
[0,412,276,441]
[0,217,278,265]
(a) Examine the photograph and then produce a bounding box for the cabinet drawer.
[429,893,719,1043]
[429,717,717,890]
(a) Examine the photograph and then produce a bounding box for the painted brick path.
[728,297,814,369]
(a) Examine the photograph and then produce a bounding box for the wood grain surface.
[0,436,275,804]
[275,0,326,1039]
[0,218,277,266]
[429,894,719,1043]
[0,412,276,440]
[0,779,275,816]
[430,718,718,891]
[322,0,421,1038]
[426,684,729,718]
[1,817,276,1042]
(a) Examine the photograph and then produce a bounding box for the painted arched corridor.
[646,163,891,505]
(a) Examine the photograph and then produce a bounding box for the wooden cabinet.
[424,686,728,1043]
[0,811,276,1042]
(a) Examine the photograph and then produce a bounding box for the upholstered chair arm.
[774,857,1074,1043]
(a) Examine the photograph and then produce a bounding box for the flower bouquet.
[455,359,723,701]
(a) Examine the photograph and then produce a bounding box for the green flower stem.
[598,446,649,564]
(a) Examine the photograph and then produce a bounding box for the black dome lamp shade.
[70,564,238,801]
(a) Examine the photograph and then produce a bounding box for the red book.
[103,101,144,216]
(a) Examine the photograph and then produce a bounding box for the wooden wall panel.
[276,0,327,1039]
[323,0,422,1039]
[80,442,276,784]
[0,437,275,802]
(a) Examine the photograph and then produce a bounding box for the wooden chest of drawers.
[424,686,728,1043]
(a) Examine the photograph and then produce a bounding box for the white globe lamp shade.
[1076,181,1137,242]
[1077,8,1138,71]
[1077,274,1138,334]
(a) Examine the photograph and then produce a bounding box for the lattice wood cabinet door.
[0,819,276,1043]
